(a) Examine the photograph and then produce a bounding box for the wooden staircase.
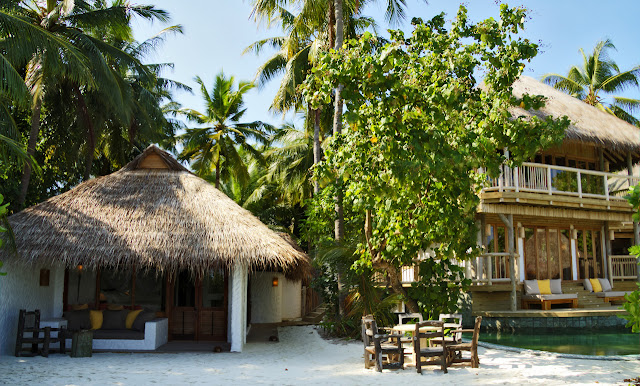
[302,304,328,324]
[562,282,611,308]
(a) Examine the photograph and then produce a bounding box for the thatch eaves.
[509,76,640,168]
[3,145,311,280]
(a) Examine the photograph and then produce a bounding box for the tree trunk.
[215,157,221,189]
[313,107,322,195]
[17,98,43,208]
[328,2,336,49]
[74,87,95,181]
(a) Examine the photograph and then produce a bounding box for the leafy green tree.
[179,72,273,189]
[622,184,640,339]
[303,5,568,315]
[542,39,640,125]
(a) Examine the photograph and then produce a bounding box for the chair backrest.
[361,315,377,347]
[470,316,482,350]
[413,320,444,353]
[439,313,463,342]
[399,313,423,325]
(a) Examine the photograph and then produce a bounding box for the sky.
[131,0,640,129]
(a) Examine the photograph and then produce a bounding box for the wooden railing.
[609,255,638,280]
[484,162,639,201]
[471,252,517,285]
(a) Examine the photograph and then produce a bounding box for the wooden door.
[197,272,227,341]
[168,271,227,341]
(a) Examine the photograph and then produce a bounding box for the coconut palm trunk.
[333,0,345,242]
[74,87,96,181]
[17,98,43,208]
[313,108,322,194]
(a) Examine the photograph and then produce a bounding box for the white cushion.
[524,280,540,295]
[522,294,578,300]
[550,279,563,294]
[598,278,612,292]
[583,279,593,292]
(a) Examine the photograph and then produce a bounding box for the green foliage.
[621,184,640,333]
[621,285,640,333]
[302,4,568,324]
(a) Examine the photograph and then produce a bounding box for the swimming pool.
[469,331,639,356]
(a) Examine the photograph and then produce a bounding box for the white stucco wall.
[249,272,282,324]
[0,259,64,356]
[281,278,302,320]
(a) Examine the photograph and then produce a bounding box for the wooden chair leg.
[42,327,51,358]
[15,310,25,357]
[375,353,383,372]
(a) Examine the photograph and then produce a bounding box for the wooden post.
[498,213,517,311]
[627,152,640,282]
[479,215,486,282]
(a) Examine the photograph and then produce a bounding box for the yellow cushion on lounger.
[126,309,143,329]
[90,310,103,330]
[590,278,602,293]
[537,279,552,295]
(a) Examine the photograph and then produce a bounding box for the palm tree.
[542,39,640,125]
[179,72,274,189]
[5,0,169,207]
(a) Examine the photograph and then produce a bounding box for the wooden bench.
[521,295,578,310]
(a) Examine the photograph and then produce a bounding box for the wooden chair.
[398,313,423,324]
[413,320,448,374]
[429,313,462,347]
[397,313,423,344]
[446,316,482,368]
[15,309,66,357]
[362,315,404,372]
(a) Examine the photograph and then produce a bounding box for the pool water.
[467,331,640,356]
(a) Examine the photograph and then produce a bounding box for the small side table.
[70,330,93,358]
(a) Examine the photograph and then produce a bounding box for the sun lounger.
[584,278,632,303]
[521,279,578,310]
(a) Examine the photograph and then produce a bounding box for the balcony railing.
[484,162,639,201]
[609,255,638,281]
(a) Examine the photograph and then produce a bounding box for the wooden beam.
[498,213,517,311]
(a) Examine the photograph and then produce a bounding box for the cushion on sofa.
[521,293,578,301]
[549,279,563,294]
[598,278,613,292]
[63,309,91,331]
[595,291,631,298]
[584,279,593,292]
[102,310,128,330]
[132,311,156,332]
[90,310,103,330]
[589,278,603,292]
[92,329,145,340]
[524,280,540,295]
[126,310,143,329]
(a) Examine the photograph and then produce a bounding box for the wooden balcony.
[480,162,638,213]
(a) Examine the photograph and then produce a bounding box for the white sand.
[1,326,638,385]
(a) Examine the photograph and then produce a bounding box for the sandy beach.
[1,326,638,385]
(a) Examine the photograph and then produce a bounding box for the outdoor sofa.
[583,278,632,303]
[521,279,578,310]
[62,307,168,351]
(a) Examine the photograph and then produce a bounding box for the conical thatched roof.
[509,76,640,169]
[3,145,311,280]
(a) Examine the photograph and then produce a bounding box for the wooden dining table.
[391,323,441,366]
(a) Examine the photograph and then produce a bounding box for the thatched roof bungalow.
[509,76,640,170]
[0,145,311,354]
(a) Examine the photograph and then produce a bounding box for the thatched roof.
[509,76,640,169]
[3,145,311,280]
